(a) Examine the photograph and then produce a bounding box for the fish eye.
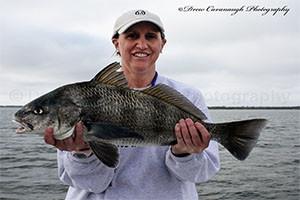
[33,108,44,115]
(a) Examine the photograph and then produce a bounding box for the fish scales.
[65,81,195,145]
[13,62,268,168]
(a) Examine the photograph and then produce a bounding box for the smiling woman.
[112,22,167,88]
[42,9,220,200]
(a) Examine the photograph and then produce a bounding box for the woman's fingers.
[44,127,55,146]
[195,122,211,149]
[43,122,89,151]
[172,119,211,155]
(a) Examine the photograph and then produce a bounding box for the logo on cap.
[135,10,146,15]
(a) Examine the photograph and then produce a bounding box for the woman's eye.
[146,33,157,39]
[33,108,44,115]
[126,33,139,39]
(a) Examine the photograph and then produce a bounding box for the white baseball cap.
[112,9,164,38]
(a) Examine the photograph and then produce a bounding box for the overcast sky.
[0,0,299,106]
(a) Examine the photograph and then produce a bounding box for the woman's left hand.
[171,118,211,156]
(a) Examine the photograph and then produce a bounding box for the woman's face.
[112,22,166,75]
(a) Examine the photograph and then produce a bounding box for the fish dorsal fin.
[142,84,207,120]
[92,62,207,120]
[91,62,128,88]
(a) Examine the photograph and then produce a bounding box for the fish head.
[13,92,81,138]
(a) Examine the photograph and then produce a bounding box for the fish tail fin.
[210,119,267,160]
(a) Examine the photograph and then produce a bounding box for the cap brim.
[118,19,164,34]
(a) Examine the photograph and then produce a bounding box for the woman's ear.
[112,38,119,53]
[160,39,167,53]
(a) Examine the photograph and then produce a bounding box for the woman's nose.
[136,37,148,50]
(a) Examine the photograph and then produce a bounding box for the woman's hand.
[171,118,211,156]
[44,122,89,151]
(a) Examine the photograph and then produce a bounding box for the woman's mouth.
[133,53,150,58]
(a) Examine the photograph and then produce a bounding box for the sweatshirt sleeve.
[165,89,220,183]
[165,141,219,182]
[57,150,115,193]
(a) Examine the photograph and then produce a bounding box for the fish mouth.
[12,119,34,134]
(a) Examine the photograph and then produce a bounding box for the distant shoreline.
[0,105,23,108]
[1,105,299,110]
[208,106,300,110]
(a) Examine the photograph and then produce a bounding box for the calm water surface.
[0,108,299,200]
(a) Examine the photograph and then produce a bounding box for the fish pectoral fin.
[88,140,120,168]
[86,122,144,140]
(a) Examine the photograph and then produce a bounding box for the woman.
[44,9,220,200]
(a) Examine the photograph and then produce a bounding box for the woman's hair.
[112,30,165,40]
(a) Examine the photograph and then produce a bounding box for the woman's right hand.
[44,122,89,151]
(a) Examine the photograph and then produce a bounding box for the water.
[0,108,299,200]
[198,109,300,200]
[0,107,67,200]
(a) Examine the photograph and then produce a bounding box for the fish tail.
[207,119,267,160]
